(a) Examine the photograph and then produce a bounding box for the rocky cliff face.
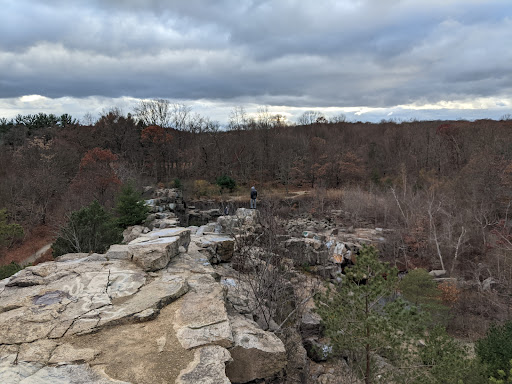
[0,190,286,384]
[0,187,393,384]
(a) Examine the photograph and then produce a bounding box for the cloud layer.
[1,0,511,121]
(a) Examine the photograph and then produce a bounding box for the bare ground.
[1,225,55,266]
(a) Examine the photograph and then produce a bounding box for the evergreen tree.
[400,268,450,325]
[477,321,512,378]
[419,325,486,384]
[490,360,512,384]
[0,209,24,280]
[52,201,122,257]
[115,183,149,228]
[0,209,23,249]
[215,175,236,193]
[0,262,23,280]
[315,245,425,383]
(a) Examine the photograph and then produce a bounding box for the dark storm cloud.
[1,0,511,116]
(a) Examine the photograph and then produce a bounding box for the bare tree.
[270,113,288,128]
[297,110,325,125]
[170,103,192,131]
[256,106,272,129]
[187,113,220,133]
[81,112,97,126]
[134,99,172,128]
[330,113,347,123]
[228,106,249,131]
[135,100,199,132]
[230,203,317,331]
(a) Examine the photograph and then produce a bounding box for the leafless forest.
[2,106,512,337]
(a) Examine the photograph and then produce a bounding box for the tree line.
[1,102,512,326]
[1,100,512,381]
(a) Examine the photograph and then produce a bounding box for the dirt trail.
[2,224,54,266]
[20,242,52,266]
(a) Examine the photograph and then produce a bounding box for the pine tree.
[52,201,122,257]
[490,360,512,384]
[0,209,23,249]
[419,325,486,384]
[477,321,512,378]
[399,268,450,326]
[115,183,149,228]
[315,245,425,383]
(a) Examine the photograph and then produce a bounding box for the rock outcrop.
[1,186,395,383]
[194,235,235,263]
[226,314,287,383]
[0,196,285,384]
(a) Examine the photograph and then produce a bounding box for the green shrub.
[215,175,236,192]
[301,262,311,273]
[172,178,182,189]
[52,201,122,257]
[0,262,23,280]
[0,210,25,280]
[419,325,486,384]
[400,268,450,325]
[115,183,149,228]
[490,360,512,383]
[477,321,512,377]
[0,209,23,248]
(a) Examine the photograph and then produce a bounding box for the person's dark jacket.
[250,188,257,199]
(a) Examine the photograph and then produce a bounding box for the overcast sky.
[1,0,511,124]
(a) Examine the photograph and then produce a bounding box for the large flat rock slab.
[94,274,188,329]
[174,274,233,349]
[0,253,189,344]
[64,298,196,384]
[128,228,190,250]
[0,353,129,384]
[0,217,290,384]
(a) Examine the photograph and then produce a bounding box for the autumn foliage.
[141,125,172,144]
[1,109,512,339]
[438,281,460,307]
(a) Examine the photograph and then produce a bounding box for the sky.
[1,0,511,125]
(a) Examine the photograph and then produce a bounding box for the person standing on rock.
[250,186,257,209]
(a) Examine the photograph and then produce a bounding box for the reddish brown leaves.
[438,281,460,307]
[79,147,118,170]
[141,125,172,144]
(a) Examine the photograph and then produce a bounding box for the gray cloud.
[0,0,511,119]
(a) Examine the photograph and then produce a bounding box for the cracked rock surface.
[0,207,286,383]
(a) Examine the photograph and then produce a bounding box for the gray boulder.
[226,314,287,383]
[285,237,328,266]
[128,227,191,251]
[177,345,232,384]
[429,270,447,278]
[122,225,144,244]
[194,235,235,263]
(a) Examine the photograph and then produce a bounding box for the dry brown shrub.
[438,281,460,307]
